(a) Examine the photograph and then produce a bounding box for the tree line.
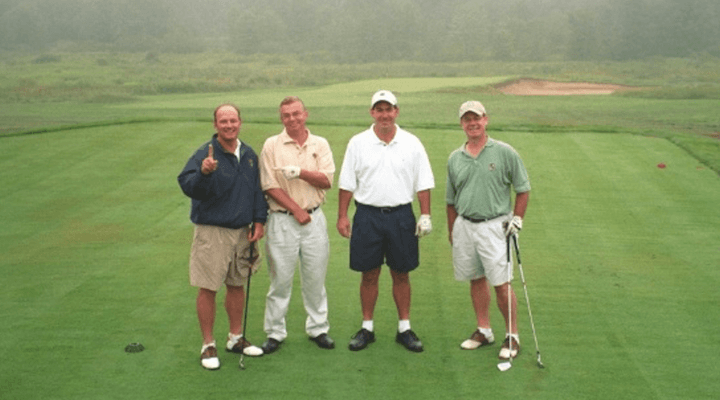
[1,0,718,62]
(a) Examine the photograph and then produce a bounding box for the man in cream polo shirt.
[337,90,435,353]
[259,96,336,354]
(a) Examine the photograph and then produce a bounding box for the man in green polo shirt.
[445,100,530,361]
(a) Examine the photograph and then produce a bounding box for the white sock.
[398,320,411,333]
[362,320,374,332]
[507,333,520,344]
[201,341,217,352]
[228,333,243,341]
[479,327,493,337]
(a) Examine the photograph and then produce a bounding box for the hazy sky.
[1,0,718,61]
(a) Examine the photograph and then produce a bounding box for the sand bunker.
[497,79,635,96]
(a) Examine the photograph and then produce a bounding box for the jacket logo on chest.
[488,163,496,171]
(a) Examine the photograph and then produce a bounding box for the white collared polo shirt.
[339,124,435,207]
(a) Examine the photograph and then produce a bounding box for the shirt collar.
[234,139,242,159]
[280,128,312,146]
[461,137,494,156]
[370,124,401,145]
[212,136,242,158]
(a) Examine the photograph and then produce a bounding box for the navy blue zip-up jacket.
[178,135,268,228]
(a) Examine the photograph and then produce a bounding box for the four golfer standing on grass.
[179,94,530,369]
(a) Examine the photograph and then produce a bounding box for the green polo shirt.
[446,138,530,220]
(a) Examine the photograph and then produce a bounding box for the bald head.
[214,104,241,123]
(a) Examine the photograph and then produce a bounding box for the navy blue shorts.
[349,202,419,273]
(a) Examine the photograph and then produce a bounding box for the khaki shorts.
[189,224,262,291]
[452,215,513,287]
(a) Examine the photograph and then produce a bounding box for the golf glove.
[276,165,301,180]
[415,214,432,237]
[504,215,523,237]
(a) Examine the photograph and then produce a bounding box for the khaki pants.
[263,209,330,341]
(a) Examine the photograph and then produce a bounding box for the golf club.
[497,234,514,372]
[512,234,545,369]
[239,229,256,370]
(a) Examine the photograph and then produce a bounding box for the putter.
[497,234,514,372]
[239,230,256,370]
[512,234,545,369]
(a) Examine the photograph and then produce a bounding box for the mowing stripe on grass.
[1,120,718,400]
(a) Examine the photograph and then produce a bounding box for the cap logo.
[372,90,397,106]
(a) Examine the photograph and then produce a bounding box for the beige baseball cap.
[458,100,487,118]
[371,90,398,107]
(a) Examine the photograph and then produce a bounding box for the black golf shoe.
[396,329,424,352]
[309,333,335,349]
[348,328,375,351]
[260,338,282,355]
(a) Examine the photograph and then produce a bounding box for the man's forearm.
[265,188,302,213]
[417,189,431,215]
[513,191,530,218]
[338,189,353,218]
[299,170,331,189]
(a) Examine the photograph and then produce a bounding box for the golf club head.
[537,354,546,368]
[497,361,512,372]
[239,359,246,370]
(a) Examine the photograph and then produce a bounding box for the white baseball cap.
[371,90,398,107]
[458,100,487,118]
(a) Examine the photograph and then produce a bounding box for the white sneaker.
[460,329,495,350]
[226,334,264,357]
[200,342,220,370]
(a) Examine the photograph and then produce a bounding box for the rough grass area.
[2,53,720,103]
[4,75,717,175]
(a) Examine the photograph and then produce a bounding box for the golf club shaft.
[512,234,544,367]
[239,228,255,368]
[507,234,513,362]
[497,234,514,371]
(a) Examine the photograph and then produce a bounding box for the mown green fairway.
[1,78,719,400]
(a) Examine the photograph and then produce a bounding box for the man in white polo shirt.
[337,90,435,353]
[259,96,336,354]
[446,100,530,361]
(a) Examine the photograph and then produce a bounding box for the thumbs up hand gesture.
[201,144,218,175]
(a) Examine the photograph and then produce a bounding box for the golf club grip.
[512,234,521,264]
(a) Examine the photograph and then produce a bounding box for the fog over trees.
[1,0,718,61]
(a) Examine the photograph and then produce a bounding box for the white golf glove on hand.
[415,214,432,237]
[275,165,301,180]
[504,215,523,237]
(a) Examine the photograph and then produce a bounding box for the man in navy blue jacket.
[178,104,268,370]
